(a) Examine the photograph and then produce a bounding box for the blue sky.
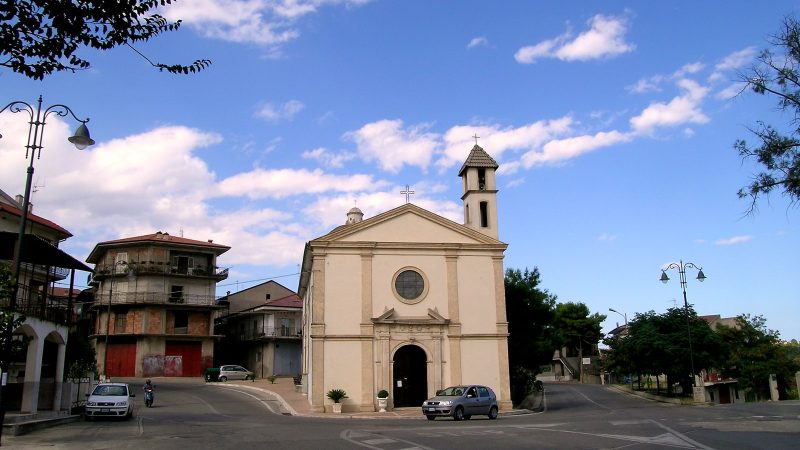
[1,1,798,340]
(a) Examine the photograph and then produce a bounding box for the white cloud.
[629,79,710,134]
[521,130,633,168]
[715,235,753,246]
[216,167,384,199]
[255,100,305,121]
[303,190,461,229]
[672,62,705,78]
[345,119,439,173]
[467,36,488,49]
[162,0,369,48]
[436,117,575,170]
[709,47,757,83]
[715,82,746,100]
[515,13,634,64]
[715,47,757,72]
[597,233,617,241]
[627,75,663,94]
[301,147,356,168]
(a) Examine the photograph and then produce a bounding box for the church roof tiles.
[458,144,498,176]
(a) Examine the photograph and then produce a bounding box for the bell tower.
[459,144,499,239]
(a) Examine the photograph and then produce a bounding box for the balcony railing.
[234,327,302,341]
[93,291,220,307]
[0,287,69,325]
[91,263,229,282]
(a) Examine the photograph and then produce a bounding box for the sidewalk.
[214,377,539,419]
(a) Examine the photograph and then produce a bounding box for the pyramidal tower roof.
[458,144,499,176]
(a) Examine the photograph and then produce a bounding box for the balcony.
[91,262,229,282]
[234,326,302,341]
[0,286,70,325]
[92,291,221,308]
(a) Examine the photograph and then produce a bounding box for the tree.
[504,267,557,405]
[1,0,211,80]
[715,315,799,400]
[553,302,605,357]
[606,307,722,395]
[735,16,800,212]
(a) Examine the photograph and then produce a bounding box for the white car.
[85,383,135,420]
[218,365,254,381]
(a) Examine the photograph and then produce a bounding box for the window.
[478,386,490,398]
[280,318,294,336]
[479,201,489,228]
[115,312,127,332]
[478,168,486,190]
[114,252,128,267]
[392,268,428,304]
[170,285,184,303]
[171,255,194,275]
[174,311,188,334]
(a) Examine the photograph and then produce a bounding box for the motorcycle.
[144,388,154,407]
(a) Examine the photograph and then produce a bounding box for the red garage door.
[165,342,202,377]
[107,343,136,377]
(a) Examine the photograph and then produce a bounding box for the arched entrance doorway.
[392,345,427,407]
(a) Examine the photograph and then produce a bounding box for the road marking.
[226,388,278,414]
[649,419,717,450]
[188,394,232,417]
[342,429,435,450]
[568,386,611,410]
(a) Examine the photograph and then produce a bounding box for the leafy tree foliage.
[716,315,799,400]
[504,267,556,404]
[552,301,606,359]
[736,16,800,212]
[1,0,211,79]
[604,307,722,395]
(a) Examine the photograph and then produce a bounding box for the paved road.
[4,380,799,449]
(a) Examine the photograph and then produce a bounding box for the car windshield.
[92,385,127,396]
[437,386,467,396]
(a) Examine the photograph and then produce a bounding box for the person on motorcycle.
[143,379,154,407]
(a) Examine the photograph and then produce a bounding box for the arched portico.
[14,316,68,413]
[391,343,429,407]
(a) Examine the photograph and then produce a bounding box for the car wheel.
[426,415,436,421]
[488,406,498,420]
[453,406,464,421]
[219,376,227,382]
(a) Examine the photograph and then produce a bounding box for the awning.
[0,231,92,272]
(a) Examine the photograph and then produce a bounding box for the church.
[297,144,511,412]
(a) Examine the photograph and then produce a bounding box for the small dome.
[346,206,364,224]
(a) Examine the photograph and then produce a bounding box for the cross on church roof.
[473,133,480,145]
[400,184,415,203]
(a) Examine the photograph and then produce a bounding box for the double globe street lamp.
[660,261,706,390]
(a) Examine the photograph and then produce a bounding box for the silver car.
[218,364,254,381]
[84,383,135,420]
[422,385,499,421]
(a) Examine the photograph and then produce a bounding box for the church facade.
[298,145,511,412]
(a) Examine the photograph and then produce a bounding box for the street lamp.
[660,260,706,389]
[608,308,630,387]
[1,95,95,311]
[608,308,628,329]
[0,95,94,445]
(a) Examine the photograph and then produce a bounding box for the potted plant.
[376,389,389,412]
[326,388,347,413]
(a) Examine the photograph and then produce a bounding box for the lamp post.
[0,96,95,312]
[0,96,94,443]
[608,308,628,330]
[609,308,630,387]
[660,260,706,389]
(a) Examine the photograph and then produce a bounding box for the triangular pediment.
[313,203,505,246]
[372,307,450,325]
